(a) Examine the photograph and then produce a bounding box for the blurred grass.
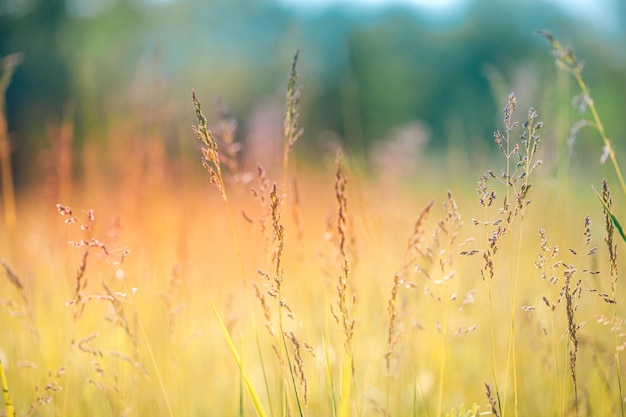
[0,121,623,416]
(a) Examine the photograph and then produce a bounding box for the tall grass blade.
[337,353,352,417]
[212,303,269,417]
[593,186,626,243]
[413,376,417,417]
[321,333,338,417]
[254,325,275,417]
[616,354,625,417]
[0,360,15,417]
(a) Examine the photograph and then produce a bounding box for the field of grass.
[1,32,626,417]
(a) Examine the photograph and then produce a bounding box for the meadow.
[1,32,626,417]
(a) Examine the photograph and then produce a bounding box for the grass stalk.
[191,90,245,281]
[194,90,269,417]
[436,193,465,417]
[337,352,352,417]
[213,303,269,417]
[617,355,624,417]
[0,360,15,417]
[506,107,542,417]
[599,179,624,415]
[253,323,275,417]
[281,332,304,416]
[538,229,564,415]
[540,30,626,196]
[282,50,303,199]
[322,331,338,417]
[0,54,22,239]
[436,311,448,417]
[136,317,175,417]
[481,94,542,417]
[61,250,89,417]
[477,174,503,415]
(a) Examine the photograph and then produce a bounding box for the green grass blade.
[0,360,15,417]
[280,333,305,417]
[616,353,625,417]
[593,186,626,243]
[212,303,269,417]
[253,325,275,417]
[337,353,352,417]
[319,333,338,417]
[413,376,418,417]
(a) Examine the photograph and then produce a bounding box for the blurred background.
[1,0,625,187]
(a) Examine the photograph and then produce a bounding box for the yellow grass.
[1,35,625,417]
[0,130,621,416]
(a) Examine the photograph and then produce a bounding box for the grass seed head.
[601,179,618,298]
[284,50,303,151]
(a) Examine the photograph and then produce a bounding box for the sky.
[275,0,468,19]
[278,0,462,10]
[276,0,621,30]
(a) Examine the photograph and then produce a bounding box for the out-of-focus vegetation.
[3,1,626,416]
[1,0,625,184]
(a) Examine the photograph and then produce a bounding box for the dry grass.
[1,34,626,417]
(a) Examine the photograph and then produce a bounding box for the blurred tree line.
[1,0,625,181]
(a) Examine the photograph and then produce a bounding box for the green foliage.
[1,0,625,168]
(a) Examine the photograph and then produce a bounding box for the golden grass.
[1,34,626,417]
[0,137,622,417]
